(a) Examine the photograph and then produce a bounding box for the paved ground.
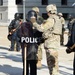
[0,27,74,75]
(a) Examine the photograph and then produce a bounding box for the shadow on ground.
[0,46,9,50]
[59,65,73,75]
[0,65,22,75]
[0,46,22,62]
[60,70,73,75]
[37,64,73,75]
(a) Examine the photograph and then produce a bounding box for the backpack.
[52,16,62,35]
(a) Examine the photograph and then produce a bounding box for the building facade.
[0,0,75,24]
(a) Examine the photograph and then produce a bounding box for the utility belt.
[53,33,60,35]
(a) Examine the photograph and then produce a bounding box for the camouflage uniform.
[44,14,61,75]
[32,7,44,68]
[31,4,62,75]
[58,13,65,45]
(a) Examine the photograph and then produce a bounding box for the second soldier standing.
[58,13,65,45]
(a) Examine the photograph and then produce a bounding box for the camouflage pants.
[37,44,43,61]
[44,35,60,75]
[46,49,59,75]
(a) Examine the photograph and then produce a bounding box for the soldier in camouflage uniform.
[30,4,62,75]
[32,7,44,68]
[58,13,65,45]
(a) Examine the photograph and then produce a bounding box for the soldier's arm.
[32,18,54,32]
[33,22,44,32]
[41,18,54,32]
[8,20,14,32]
[8,20,15,32]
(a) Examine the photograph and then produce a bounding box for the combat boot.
[37,60,42,68]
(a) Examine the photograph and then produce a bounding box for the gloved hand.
[66,47,72,54]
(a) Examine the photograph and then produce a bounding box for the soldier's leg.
[16,41,20,51]
[14,43,16,51]
[46,49,59,75]
[15,37,20,51]
[10,40,15,51]
[62,30,64,45]
[60,28,64,45]
[37,44,42,68]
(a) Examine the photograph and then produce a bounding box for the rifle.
[7,20,22,41]
[66,44,75,54]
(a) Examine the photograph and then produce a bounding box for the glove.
[66,47,72,54]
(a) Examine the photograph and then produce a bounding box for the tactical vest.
[52,15,62,35]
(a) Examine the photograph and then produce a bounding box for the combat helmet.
[58,13,63,16]
[46,4,57,14]
[14,13,20,20]
[32,7,39,13]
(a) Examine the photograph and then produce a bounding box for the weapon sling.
[70,44,75,50]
